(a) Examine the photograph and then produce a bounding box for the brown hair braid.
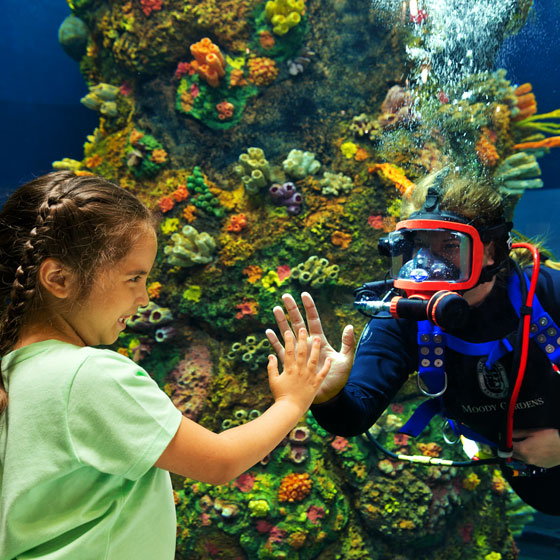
[0,170,155,414]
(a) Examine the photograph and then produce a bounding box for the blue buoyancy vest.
[400,271,560,446]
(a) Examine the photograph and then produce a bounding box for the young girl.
[0,170,330,559]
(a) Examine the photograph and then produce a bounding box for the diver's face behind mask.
[380,219,484,295]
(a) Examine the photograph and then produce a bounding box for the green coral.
[494,151,543,195]
[125,131,167,178]
[176,70,258,131]
[282,148,321,179]
[227,334,271,372]
[319,171,353,196]
[164,225,217,267]
[234,147,271,193]
[291,256,339,287]
[186,166,225,218]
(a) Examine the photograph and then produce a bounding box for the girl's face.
[62,226,158,347]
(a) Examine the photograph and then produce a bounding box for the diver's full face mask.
[379,219,484,295]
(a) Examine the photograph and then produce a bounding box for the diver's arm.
[311,315,417,437]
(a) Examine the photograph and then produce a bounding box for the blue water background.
[0,0,558,556]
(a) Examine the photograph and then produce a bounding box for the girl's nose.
[137,284,150,307]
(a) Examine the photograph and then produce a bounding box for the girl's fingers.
[295,328,308,371]
[282,293,307,334]
[265,328,286,363]
[273,306,292,343]
[301,292,326,337]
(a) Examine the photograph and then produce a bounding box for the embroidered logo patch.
[477,359,509,399]
[358,323,373,348]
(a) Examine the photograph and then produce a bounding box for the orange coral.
[331,230,352,249]
[258,30,275,49]
[514,136,560,150]
[243,264,263,283]
[147,281,162,299]
[354,147,369,161]
[248,57,279,86]
[182,204,197,222]
[190,37,226,88]
[491,470,507,494]
[227,213,248,232]
[216,101,235,120]
[278,473,313,503]
[235,298,259,319]
[475,128,499,167]
[130,128,144,145]
[417,442,442,457]
[229,69,247,87]
[173,184,189,202]
[513,83,537,122]
[369,163,416,198]
[151,148,167,163]
[180,90,194,112]
[85,154,103,168]
[158,195,175,213]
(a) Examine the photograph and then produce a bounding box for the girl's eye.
[130,276,141,283]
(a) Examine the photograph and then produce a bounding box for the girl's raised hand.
[265,292,355,404]
[267,328,331,411]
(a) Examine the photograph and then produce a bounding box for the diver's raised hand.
[265,292,354,404]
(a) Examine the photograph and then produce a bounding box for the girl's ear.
[38,258,75,299]
[483,241,496,266]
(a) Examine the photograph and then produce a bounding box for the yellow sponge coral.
[265,0,305,35]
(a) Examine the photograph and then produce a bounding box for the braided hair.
[0,170,154,414]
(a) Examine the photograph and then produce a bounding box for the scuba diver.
[266,169,560,515]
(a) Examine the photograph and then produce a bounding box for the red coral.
[140,0,163,17]
[276,264,291,281]
[174,61,195,79]
[233,473,255,492]
[256,520,274,534]
[235,298,259,319]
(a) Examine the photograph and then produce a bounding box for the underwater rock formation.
[54,0,547,557]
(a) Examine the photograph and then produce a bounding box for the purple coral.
[269,182,303,215]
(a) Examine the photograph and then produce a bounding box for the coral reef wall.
[53,0,553,557]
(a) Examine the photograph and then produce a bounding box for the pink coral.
[368,214,384,229]
[331,436,350,452]
[167,341,213,421]
[306,505,325,524]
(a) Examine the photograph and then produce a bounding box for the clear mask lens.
[387,229,473,284]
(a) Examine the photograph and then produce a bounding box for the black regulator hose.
[355,290,471,330]
[364,430,500,468]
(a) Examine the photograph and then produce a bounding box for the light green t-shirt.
[0,340,183,560]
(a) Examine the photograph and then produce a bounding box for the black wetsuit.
[312,266,560,515]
